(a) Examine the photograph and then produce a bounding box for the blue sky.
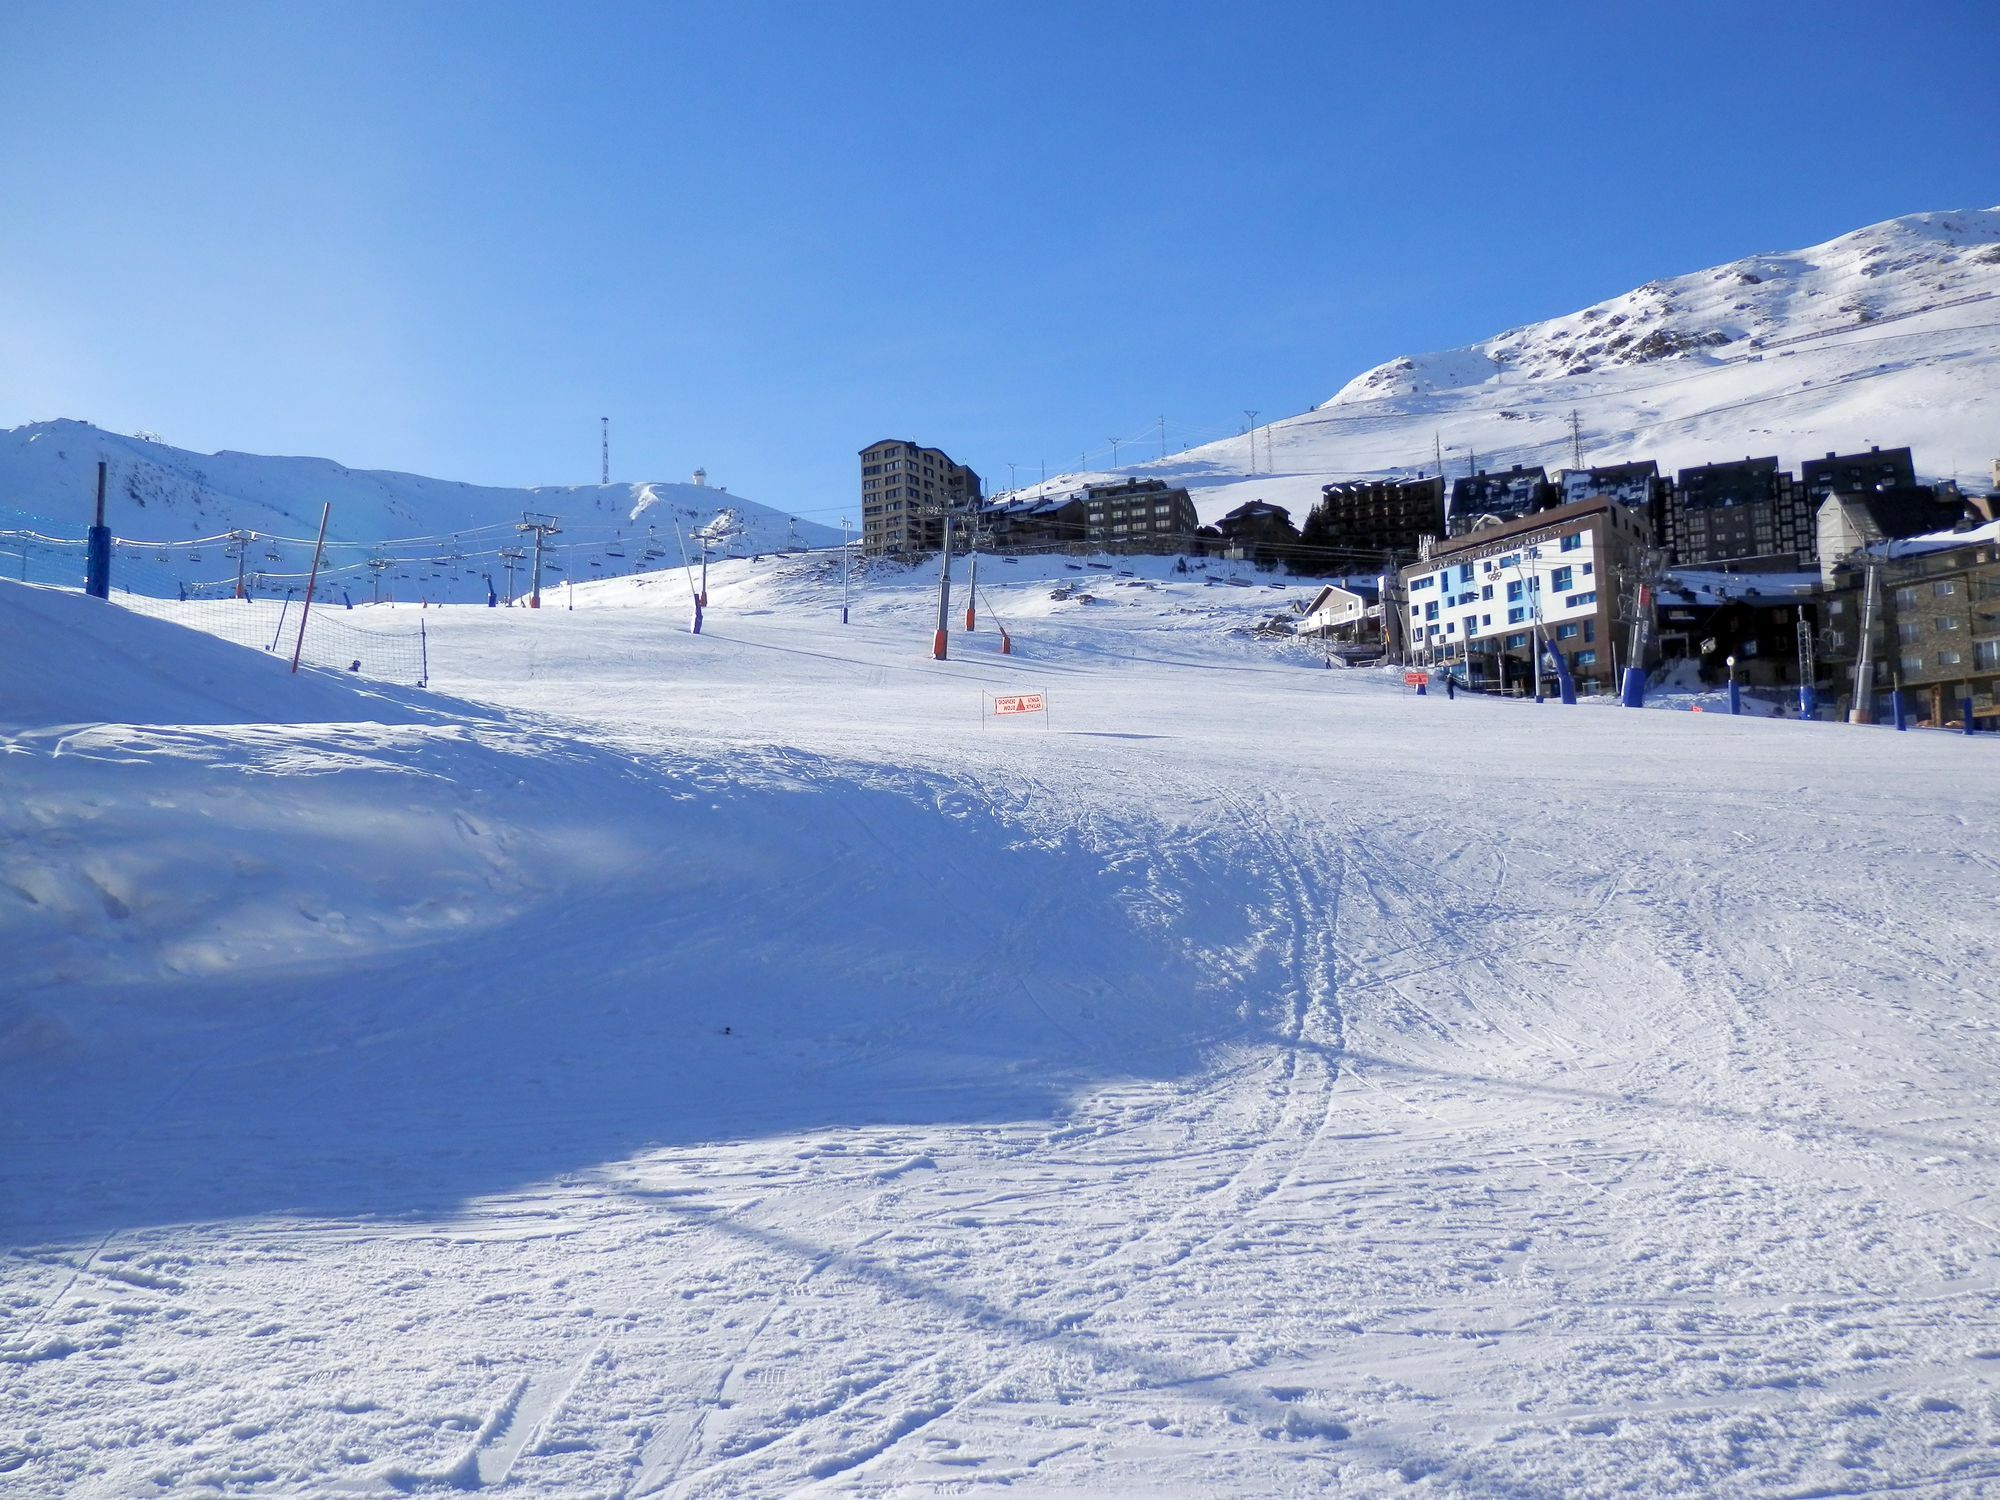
[3,0,1995,522]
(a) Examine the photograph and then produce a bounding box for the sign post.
[981,690,1050,729]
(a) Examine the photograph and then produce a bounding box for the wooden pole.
[291,503,330,673]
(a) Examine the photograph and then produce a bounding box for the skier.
[1446,673,1456,701]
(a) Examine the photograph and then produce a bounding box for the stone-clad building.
[1824,524,2000,729]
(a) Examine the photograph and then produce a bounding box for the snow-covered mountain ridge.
[1018,208,2000,529]
[0,419,839,601]
[1328,208,2000,402]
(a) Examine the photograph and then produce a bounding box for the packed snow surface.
[4,550,2000,1497]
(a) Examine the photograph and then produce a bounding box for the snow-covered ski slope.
[1020,207,2000,524]
[0,419,839,603]
[5,553,2000,1498]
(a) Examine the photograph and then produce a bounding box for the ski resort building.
[1398,494,1653,695]
[977,479,1195,554]
[1560,460,1669,522]
[1446,465,1554,537]
[1077,478,1197,550]
[981,492,1088,549]
[1663,456,1816,569]
[1211,501,1300,567]
[1822,523,2000,728]
[1815,489,1971,584]
[1309,476,1446,556]
[1802,445,1918,503]
[859,440,982,556]
[1297,581,1383,645]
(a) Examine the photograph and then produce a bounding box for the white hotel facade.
[1397,495,1651,695]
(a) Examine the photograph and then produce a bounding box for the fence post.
[1892,688,1907,731]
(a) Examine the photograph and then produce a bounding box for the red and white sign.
[1403,670,1429,687]
[992,693,1046,716]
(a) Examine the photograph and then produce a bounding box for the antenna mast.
[600,417,609,486]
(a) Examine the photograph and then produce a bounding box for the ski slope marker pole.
[290,502,330,674]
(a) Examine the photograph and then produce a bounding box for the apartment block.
[1665,456,1815,567]
[859,439,982,556]
[1309,476,1445,555]
[1824,528,2000,728]
[1077,479,1197,549]
[1446,465,1554,537]
[1399,495,1653,695]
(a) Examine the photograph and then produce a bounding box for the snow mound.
[0,579,444,729]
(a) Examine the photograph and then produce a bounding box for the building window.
[1575,650,1597,666]
[1897,621,1921,644]
[1939,616,1961,632]
[1507,580,1524,602]
[1459,564,1474,583]
[1975,640,2000,670]
[1550,566,1574,592]
[1934,580,1958,597]
[1411,575,1434,591]
[1508,606,1527,623]
[1567,591,1597,607]
[1560,534,1582,552]
[1480,584,1493,600]
[1505,632,1528,649]
[1901,654,1925,675]
[1481,613,1492,626]
[1939,649,1963,666]
[1581,562,1593,575]
[1556,622,1580,640]
[1425,601,1439,621]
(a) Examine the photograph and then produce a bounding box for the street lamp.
[1726,654,1741,716]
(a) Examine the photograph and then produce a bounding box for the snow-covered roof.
[1869,517,2000,559]
[1656,569,1820,606]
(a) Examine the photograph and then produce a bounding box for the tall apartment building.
[859,439,982,556]
[1311,476,1445,555]
[1665,456,1815,567]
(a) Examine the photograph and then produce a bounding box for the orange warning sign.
[1403,670,1429,687]
[993,693,1046,715]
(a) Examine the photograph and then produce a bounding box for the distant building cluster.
[859,433,1999,726]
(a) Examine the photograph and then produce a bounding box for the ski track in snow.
[4,555,2000,1497]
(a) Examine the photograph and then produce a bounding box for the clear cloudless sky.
[3,0,1996,521]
